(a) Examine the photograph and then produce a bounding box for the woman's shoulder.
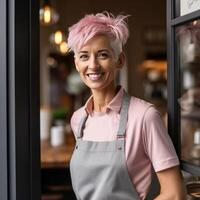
[128,96,164,125]
[71,106,86,123]
[70,106,86,133]
[129,96,154,114]
[129,96,164,128]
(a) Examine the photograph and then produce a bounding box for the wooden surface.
[41,133,75,168]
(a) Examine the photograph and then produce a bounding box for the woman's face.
[74,35,125,92]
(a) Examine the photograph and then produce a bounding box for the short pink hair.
[67,12,130,53]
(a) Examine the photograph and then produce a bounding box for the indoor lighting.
[193,20,197,26]
[40,0,59,26]
[50,30,65,45]
[59,41,69,54]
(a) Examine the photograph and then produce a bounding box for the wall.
[40,0,166,105]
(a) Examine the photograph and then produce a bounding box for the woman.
[67,12,186,200]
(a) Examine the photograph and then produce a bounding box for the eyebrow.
[78,51,88,54]
[78,49,110,54]
[98,49,109,53]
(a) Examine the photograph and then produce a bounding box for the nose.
[88,55,100,70]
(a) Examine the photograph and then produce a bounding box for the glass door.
[167,0,200,198]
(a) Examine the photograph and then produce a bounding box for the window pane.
[177,19,200,165]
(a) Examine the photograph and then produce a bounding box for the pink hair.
[67,12,130,53]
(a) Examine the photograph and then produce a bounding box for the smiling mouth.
[86,72,104,81]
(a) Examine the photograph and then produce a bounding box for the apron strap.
[77,112,88,139]
[117,92,131,138]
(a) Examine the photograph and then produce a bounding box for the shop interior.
[39,0,200,199]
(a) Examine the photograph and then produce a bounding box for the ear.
[116,52,126,69]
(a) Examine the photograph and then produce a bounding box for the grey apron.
[70,92,140,200]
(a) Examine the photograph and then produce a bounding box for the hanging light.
[40,0,59,26]
[59,41,69,54]
[50,30,65,45]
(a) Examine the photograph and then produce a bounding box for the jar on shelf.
[50,125,65,147]
[190,128,200,165]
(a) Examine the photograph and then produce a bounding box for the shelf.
[41,133,75,168]
[181,61,200,70]
[181,110,200,120]
[181,160,200,176]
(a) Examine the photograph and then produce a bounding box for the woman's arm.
[154,166,187,200]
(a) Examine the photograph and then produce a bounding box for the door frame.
[0,0,41,199]
[0,0,8,198]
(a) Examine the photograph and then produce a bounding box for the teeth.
[87,73,103,81]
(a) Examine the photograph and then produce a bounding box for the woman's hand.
[154,166,187,200]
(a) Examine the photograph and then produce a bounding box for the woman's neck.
[91,85,118,113]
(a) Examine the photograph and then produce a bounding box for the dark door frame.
[0,0,41,199]
[0,0,8,198]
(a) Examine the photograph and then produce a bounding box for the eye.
[98,52,109,59]
[79,54,89,61]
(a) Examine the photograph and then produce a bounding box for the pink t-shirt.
[70,87,179,199]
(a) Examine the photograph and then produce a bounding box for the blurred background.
[39,0,167,199]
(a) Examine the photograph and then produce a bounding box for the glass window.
[176,19,200,165]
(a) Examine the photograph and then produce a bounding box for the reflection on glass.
[177,19,200,165]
